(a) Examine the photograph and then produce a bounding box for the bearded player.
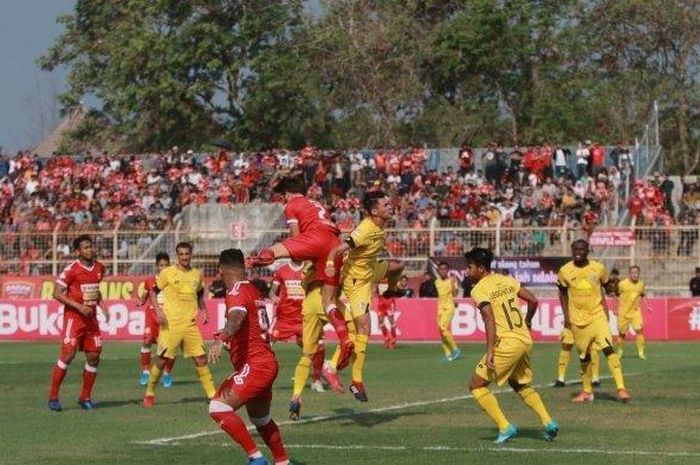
[248,176,354,370]
[208,249,290,465]
[137,252,176,386]
[48,235,109,411]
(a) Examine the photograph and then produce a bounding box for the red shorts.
[143,312,159,345]
[62,311,102,353]
[282,227,343,286]
[217,359,279,403]
[270,319,302,342]
[376,307,395,319]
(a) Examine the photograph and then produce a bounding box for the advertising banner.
[590,230,635,247]
[430,257,567,287]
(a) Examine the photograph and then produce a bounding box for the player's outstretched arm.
[209,309,246,364]
[517,287,538,330]
[478,303,497,370]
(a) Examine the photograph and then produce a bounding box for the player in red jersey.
[137,252,176,386]
[269,261,325,392]
[248,176,354,370]
[48,235,109,411]
[208,249,290,465]
[376,287,397,350]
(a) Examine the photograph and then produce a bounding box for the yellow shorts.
[618,310,643,334]
[157,323,206,359]
[475,337,533,387]
[342,260,389,320]
[571,315,614,359]
[437,306,455,332]
[561,327,602,351]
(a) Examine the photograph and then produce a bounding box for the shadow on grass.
[333,408,426,428]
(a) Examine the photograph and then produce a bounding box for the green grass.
[2,341,699,465]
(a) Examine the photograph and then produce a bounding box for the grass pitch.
[2,341,699,465]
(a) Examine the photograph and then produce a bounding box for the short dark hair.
[572,239,588,248]
[400,274,408,280]
[439,261,449,268]
[155,252,170,263]
[629,265,640,272]
[362,191,386,214]
[464,247,493,270]
[72,235,92,251]
[611,268,620,275]
[176,242,192,252]
[273,175,306,195]
[219,248,245,269]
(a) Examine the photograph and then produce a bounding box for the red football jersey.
[56,260,105,317]
[224,281,276,367]
[377,295,395,314]
[143,275,164,318]
[283,194,339,234]
[271,263,304,325]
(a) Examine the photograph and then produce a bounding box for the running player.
[137,252,176,386]
[208,249,290,465]
[247,176,354,369]
[557,239,630,403]
[465,248,558,444]
[435,262,461,361]
[324,191,403,402]
[376,287,397,349]
[142,242,217,407]
[48,235,109,411]
[269,260,325,392]
[616,265,650,359]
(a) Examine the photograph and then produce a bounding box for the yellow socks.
[472,387,510,432]
[580,358,593,394]
[196,365,217,399]
[146,364,162,396]
[441,330,457,357]
[293,356,312,398]
[606,352,626,390]
[518,387,552,426]
[617,337,625,356]
[351,334,368,383]
[636,334,645,358]
[557,349,571,381]
[591,349,600,381]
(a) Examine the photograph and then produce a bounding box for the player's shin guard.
[164,357,175,374]
[140,347,151,371]
[636,334,645,357]
[580,358,593,394]
[517,387,552,426]
[471,387,510,432]
[195,365,216,399]
[351,334,368,383]
[606,352,626,390]
[146,364,162,396]
[209,401,260,457]
[80,363,98,401]
[293,355,312,398]
[557,349,570,382]
[311,344,325,382]
[251,416,288,464]
[49,359,69,400]
[591,350,600,381]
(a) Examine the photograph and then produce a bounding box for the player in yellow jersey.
[324,191,403,402]
[616,265,650,359]
[142,242,217,407]
[435,261,461,361]
[557,239,629,403]
[465,248,558,444]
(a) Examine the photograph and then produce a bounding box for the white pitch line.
[136,374,630,446]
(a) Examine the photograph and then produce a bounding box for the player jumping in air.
[247,176,354,370]
[208,249,290,465]
[269,260,325,393]
[142,242,217,407]
[49,235,109,411]
[435,262,461,361]
[615,265,650,359]
[137,252,176,386]
[465,248,559,444]
[557,240,630,403]
[324,191,404,402]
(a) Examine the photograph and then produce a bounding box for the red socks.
[253,417,288,464]
[80,363,98,401]
[210,408,259,456]
[164,357,175,373]
[326,306,349,343]
[49,360,68,400]
[311,344,325,382]
[140,348,151,371]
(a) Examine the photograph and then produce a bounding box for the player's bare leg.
[48,345,78,411]
[469,373,517,443]
[78,351,100,410]
[509,379,558,441]
[554,342,572,387]
[601,345,629,402]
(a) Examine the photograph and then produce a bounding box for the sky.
[0,0,74,153]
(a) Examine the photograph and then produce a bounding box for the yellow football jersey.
[156,265,203,326]
[557,260,609,326]
[435,277,456,308]
[618,278,645,315]
[470,273,532,344]
[343,217,385,283]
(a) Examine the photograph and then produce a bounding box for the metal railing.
[1,222,698,292]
